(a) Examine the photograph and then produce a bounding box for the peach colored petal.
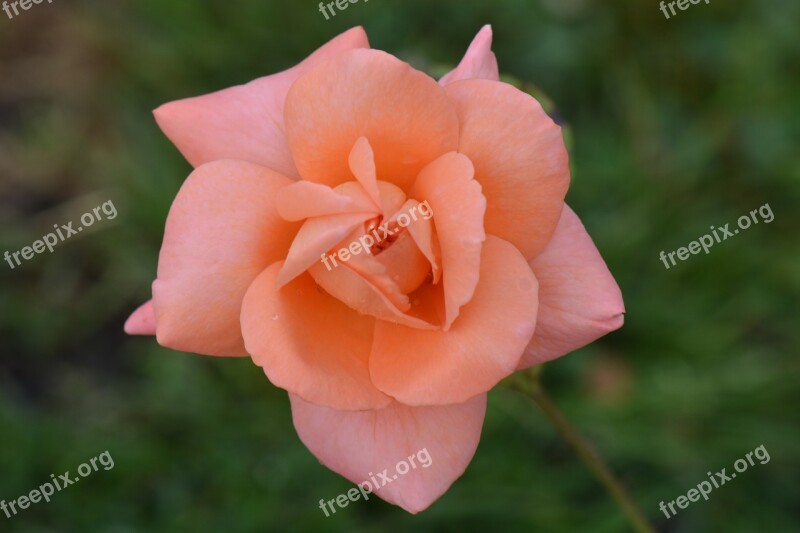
[152,160,300,356]
[307,222,437,329]
[284,49,460,190]
[445,79,570,260]
[370,236,538,406]
[276,211,375,288]
[275,181,375,221]
[518,205,625,368]
[153,27,369,176]
[375,181,408,217]
[439,25,499,86]
[241,263,391,411]
[348,137,382,210]
[369,230,431,295]
[310,259,409,314]
[307,260,436,330]
[290,393,486,514]
[409,152,485,330]
[358,202,434,295]
[406,281,447,326]
[124,299,156,336]
[401,200,442,284]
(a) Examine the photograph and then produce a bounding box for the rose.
[125,26,624,513]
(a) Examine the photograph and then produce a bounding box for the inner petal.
[312,204,431,303]
[307,248,437,331]
[310,188,438,323]
[409,152,486,330]
[275,180,403,288]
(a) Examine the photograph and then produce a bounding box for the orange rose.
[125,26,624,513]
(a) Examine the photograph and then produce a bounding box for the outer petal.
[242,263,391,411]
[153,27,369,176]
[123,299,156,336]
[290,393,487,514]
[409,152,485,329]
[370,236,538,406]
[152,160,300,356]
[284,49,460,190]
[439,25,499,86]
[445,79,570,260]
[518,205,625,369]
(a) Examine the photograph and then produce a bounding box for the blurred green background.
[1,0,798,531]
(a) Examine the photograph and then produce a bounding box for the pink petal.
[276,211,375,288]
[241,264,391,411]
[312,252,412,314]
[444,79,570,260]
[123,299,156,336]
[402,199,442,284]
[370,236,538,406]
[439,25,499,86]
[152,160,300,357]
[518,205,625,369]
[307,248,438,330]
[409,152,486,329]
[348,137,382,210]
[153,27,369,176]
[275,181,375,221]
[290,393,487,514]
[284,49,460,190]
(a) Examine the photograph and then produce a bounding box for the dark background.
[1,0,798,531]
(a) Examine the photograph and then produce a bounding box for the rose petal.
[518,205,625,368]
[275,181,375,221]
[123,299,156,336]
[153,27,369,176]
[370,236,538,406]
[311,257,408,312]
[348,137,382,211]
[445,79,570,260]
[369,229,431,295]
[290,393,486,514]
[439,25,499,86]
[308,259,436,330]
[152,160,300,356]
[307,222,438,330]
[398,199,442,284]
[241,263,391,411]
[409,152,485,329]
[284,49,460,190]
[276,211,375,288]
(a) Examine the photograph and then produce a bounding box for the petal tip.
[476,24,494,42]
[124,300,156,336]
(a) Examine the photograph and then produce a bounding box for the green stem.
[509,368,655,533]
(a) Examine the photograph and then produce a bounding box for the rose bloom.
[125,26,624,513]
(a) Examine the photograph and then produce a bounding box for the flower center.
[364,215,402,255]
